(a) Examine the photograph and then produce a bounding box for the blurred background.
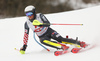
[0,0,100,19]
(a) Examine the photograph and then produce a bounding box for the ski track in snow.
[0,6,100,61]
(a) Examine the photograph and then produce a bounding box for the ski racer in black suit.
[20,5,87,54]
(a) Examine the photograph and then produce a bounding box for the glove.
[20,50,25,54]
[20,45,27,54]
[32,20,50,27]
[32,20,43,26]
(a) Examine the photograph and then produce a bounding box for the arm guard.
[40,13,50,27]
[23,22,29,45]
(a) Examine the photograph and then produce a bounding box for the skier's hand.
[32,20,50,27]
[20,50,25,54]
[20,45,27,54]
[32,20,43,26]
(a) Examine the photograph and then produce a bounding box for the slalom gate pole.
[33,32,50,51]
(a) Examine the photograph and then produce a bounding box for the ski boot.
[54,43,69,56]
[60,43,69,50]
[71,41,89,53]
[80,41,88,48]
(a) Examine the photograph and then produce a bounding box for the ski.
[71,44,90,53]
[54,49,68,56]
[71,48,82,53]
[71,44,96,53]
[54,44,96,56]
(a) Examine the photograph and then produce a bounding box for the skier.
[20,5,88,54]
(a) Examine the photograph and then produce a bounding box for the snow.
[0,6,100,61]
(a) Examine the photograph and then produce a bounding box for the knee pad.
[51,32,62,42]
[51,32,60,38]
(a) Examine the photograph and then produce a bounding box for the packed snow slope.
[0,6,100,61]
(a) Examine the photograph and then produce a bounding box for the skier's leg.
[51,31,88,48]
[51,31,80,45]
[39,36,62,49]
[40,37,70,50]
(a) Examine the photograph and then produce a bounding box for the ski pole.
[32,20,83,26]
[41,23,83,26]
[14,48,20,51]
[33,32,50,51]
[50,23,83,25]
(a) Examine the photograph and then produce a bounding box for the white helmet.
[24,5,36,19]
[24,5,35,13]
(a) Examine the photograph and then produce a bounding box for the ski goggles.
[26,12,33,16]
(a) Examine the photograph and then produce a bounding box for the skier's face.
[26,12,34,20]
[28,15,34,20]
